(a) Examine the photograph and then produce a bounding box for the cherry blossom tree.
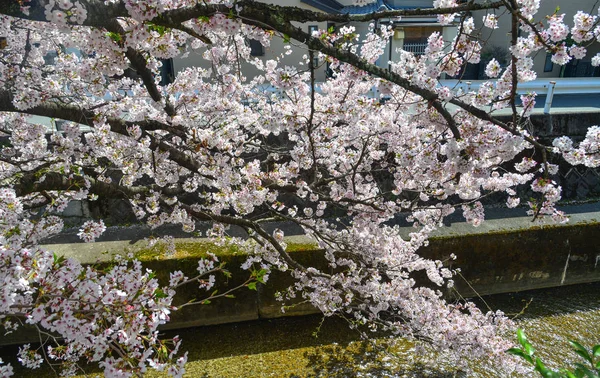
[1,0,599,376]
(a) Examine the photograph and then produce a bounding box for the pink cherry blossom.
[0,1,597,376]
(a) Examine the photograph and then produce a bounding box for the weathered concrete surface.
[30,202,600,337]
[419,203,600,296]
[424,222,600,297]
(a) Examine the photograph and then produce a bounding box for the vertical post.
[544,81,556,114]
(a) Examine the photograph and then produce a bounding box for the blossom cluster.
[44,0,88,25]
[1,0,600,376]
[0,188,194,377]
[77,220,107,242]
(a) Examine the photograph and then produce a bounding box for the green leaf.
[570,341,593,363]
[535,358,563,378]
[506,347,523,356]
[225,294,235,299]
[328,25,335,33]
[105,31,121,43]
[525,342,536,357]
[592,345,600,358]
[5,226,21,238]
[283,34,291,43]
[53,252,65,265]
[255,269,268,284]
[158,345,168,359]
[201,299,211,305]
[154,288,168,299]
[517,329,529,349]
[535,357,548,374]
[573,363,599,378]
[147,23,168,36]
[507,347,534,364]
[573,367,586,378]
[247,282,257,291]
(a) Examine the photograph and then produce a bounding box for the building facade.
[171,0,600,81]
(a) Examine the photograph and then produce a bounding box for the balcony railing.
[402,42,428,55]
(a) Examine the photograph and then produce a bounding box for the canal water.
[2,282,599,377]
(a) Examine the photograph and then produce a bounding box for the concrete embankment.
[3,203,600,346]
[45,204,600,321]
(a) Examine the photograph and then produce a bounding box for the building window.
[402,26,442,55]
[402,42,428,55]
[544,53,554,72]
[248,39,264,56]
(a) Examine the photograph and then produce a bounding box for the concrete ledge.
[421,204,600,295]
[424,221,600,297]
[3,203,595,346]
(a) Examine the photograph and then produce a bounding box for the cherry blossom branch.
[176,276,254,309]
[20,28,31,67]
[0,90,218,179]
[307,50,319,184]
[259,18,462,140]
[103,20,176,117]
[0,0,546,152]
[505,0,520,126]
[11,170,181,198]
[182,206,323,275]
[0,0,127,25]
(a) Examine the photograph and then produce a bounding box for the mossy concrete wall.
[422,222,600,297]
[4,205,595,345]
